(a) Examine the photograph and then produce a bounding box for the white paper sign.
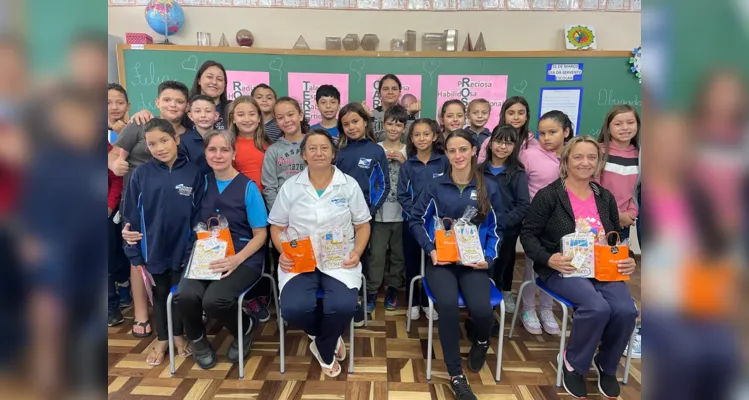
[538,88,583,135]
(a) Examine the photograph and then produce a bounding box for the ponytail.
[300,118,310,135]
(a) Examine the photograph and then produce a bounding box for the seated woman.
[267,129,371,378]
[520,135,638,399]
[409,129,502,400]
[122,130,269,370]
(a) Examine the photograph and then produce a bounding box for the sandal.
[146,345,167,366]
[309,341,342,378]
[176,341,193,357]
[334,336,346,362]
[132,320,152,338]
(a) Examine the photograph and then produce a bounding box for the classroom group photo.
[107,53,642,400]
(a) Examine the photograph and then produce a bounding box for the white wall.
[108,8,640,51]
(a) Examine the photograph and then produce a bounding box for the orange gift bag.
[280,227,317,274]
[594,231,630,282]
[196,216,236,256]
[434,217,460,263]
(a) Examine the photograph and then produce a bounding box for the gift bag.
[317,225,348,270]
[594,231,630,282]
[196,216,235,256]
[280,227,317,274]
[137,265,155,306]
[434,217,460,263]
[560,231,596,278]
[454,206,484,266]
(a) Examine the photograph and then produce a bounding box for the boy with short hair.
[251,84,282,143]
[366,104,409,312]
[182,94,219,175]
[467,98,492,150]
[310,84,341,141]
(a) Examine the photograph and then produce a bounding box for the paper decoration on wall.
[218,33,229,47]
[462,33,473,51]
[565,25,596,50]
[226,71,270,100]
[343,34,360,50]
[361,34,380,51]
[629,46,641,83]
[473,32,486,51]
[326,37,342,50]
[287,73,350,125]
[436,75,508,129]
[293,35,310,50]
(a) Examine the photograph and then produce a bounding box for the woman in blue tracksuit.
[398,118,448,321]
[122,118,204,366]
[409,129,503,400]
[335,102,389,323]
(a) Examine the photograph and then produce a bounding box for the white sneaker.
[539,309,561,335]
[502,291,516,314]
[422,306,439,321]
[521,310,542,335]
[409,306,420,321]
[623,330,641,359]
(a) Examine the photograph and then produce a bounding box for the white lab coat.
[268,166,371,292]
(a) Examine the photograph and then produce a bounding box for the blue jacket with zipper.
[336,138,390,216]
[408,173,504,264]
[397,152,449,219]
[122,154,204,274]
[481,164,530,236]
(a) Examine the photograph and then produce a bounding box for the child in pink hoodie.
[517,110,573,336]
[597,105,640,242]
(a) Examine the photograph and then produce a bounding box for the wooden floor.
[108,262,642,400]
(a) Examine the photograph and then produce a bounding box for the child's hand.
[360,101,374,117]
[392,151,406,164]
[121,223,143,245]
[407,100,422,115]
[111,148,130,177]
[111,120,127,134]
[129,109,154,125]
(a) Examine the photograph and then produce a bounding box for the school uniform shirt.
[408,174,503,264]
[261,137,304,209]
[482,164,530,236]
[336,138,390,216]
[470,128,492,152]
[375,142,408,223]
[599,144,639,218]
[267,166,371,292]
[309,123,339,140]
[519,141,560,199]
[234,136,268,193]
[197,172,268,271]
[397,152,449,218]
[477,131,537,164]
[122,154,204,274]
[184,101,227,131]
[265,119,283,143]
[372,106,415,144]
[178,127,211,176]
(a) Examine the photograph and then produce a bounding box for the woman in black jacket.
[520,136,637,399]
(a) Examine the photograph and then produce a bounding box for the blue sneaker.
[384,287,398,311]
[117,281,133,308]
[366,294,376,313]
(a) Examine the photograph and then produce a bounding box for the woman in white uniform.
[268,129,371,378]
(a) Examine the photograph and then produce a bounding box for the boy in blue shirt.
[310,84,341,142]
[181,94,219,175]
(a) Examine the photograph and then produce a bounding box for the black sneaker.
[561,353,588,398]
[192,335,217,370]
[243,297,270,323]
[108,309,124,327]
[594,354,620,398]
[449,375,477,400]
[227,314,257,363]
[490,319,500,338]
[353,302,365,328]
[468,340,490,372]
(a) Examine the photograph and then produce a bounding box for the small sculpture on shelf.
[236,29,254,47]
[474,32,486,51]
[343,34,360,51]
[361,34,379,51]
[293,35,310,50]
[326,37,342,50]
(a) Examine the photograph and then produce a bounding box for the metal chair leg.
[556,304,569,388]
[426,298,434,381]
[362,276,368,327]
[495,299,505,382]
[349,317,355,373]
[238,290,247,379]
[406,275,421,333]
[167,292,175,375]
[509,280,533,338]
[623,325,636,384]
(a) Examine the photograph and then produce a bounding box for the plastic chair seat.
[422,277,503,308]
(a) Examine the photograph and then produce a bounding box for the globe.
[144,0,185,37]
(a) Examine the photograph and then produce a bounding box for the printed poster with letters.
[225,71,270,101]
[288,73,349,125]
[436,75,509,131]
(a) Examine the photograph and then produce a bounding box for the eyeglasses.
[495,141,514,148]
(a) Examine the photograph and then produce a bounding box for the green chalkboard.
[117,45,641,136]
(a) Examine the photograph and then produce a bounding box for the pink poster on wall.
[225,71,270,101]
[287,73,349,125]
[365,74,422,110]
[436,75,509,130]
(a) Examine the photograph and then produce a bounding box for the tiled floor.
[108,261,642,399]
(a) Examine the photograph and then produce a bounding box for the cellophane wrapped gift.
[560,219,596,278]
[454,206,484,265]
[317,225,348,270]
[185,221,227,280]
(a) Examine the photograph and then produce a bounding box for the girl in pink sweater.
[597,105,640,242]
[518,110,573,336]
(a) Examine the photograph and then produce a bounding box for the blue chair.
[166,267,279,379]
[406,251,506,382]
[509,277,637,387]
[277,274,367,374]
